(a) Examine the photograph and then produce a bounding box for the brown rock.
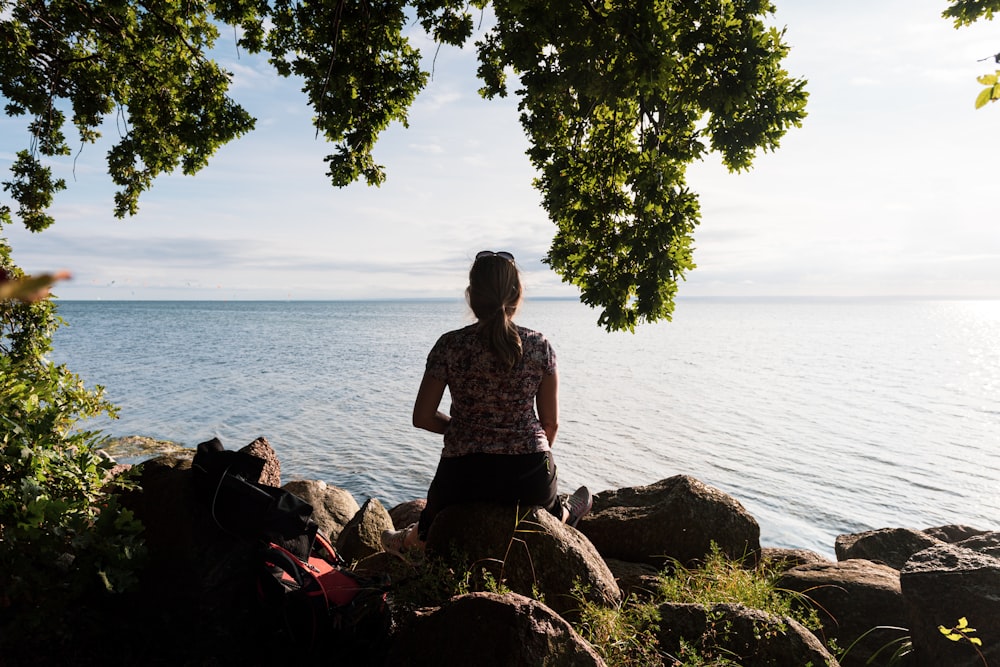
[656,602,838,666]
[777,558,905,667]
[335,498,393,564]
[760,547,832,573]
[388,499,426,529]
[385,592,607,667]
[239,436,280,486]
[604,558,662,601]
[923,524,989,544]
[901,543,1000,667]
[835,527,944,570]
[579,475,761,568]
[425,503,621,618]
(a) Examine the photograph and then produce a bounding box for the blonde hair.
[467,254,523,370]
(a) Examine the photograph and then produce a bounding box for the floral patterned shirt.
[426,324,557,458]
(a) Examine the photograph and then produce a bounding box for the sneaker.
[564,486,593,528]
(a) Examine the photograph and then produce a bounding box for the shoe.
[564,486,593,528]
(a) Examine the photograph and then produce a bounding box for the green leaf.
[975,86,994,108]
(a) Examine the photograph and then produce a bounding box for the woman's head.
[467,250,523,369]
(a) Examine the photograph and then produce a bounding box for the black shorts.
[417,450,560,539]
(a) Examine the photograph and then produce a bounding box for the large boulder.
[336,498,394,563]
[385,592,607,667]
[282,479,360,542]
[835,528,944,570]
[425,503,621,618]
[656,602,838,666]
[777,558,905,667]
[579,475,761,568]
[901,543,1000,667]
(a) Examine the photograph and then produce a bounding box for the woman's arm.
[412,372,451,434]
[536,370,559,446]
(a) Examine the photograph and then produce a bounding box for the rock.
[656,602,838,666]
[282,479,360,542]
[239,436,280,486]
[579,475,761,568]
[835,528,944,569]
[954,530,1000,559]
[385,592,607,667]
[604,558,662,601]
[336,498,394,563]
[124,454,199,564]
[923,524,989,544]
[901,543,1000,667]
[388,498,426,529]
[424,503,621,618]
[760,547,832,572]
[777,558,905,667]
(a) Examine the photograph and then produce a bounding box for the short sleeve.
[425,334,450,381]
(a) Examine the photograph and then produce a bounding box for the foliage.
[943,0,1000,26]
[570,544,823,666]
[573,589,665,666]
[0,231,145,629]
[943,0,1000,108]
[975,70,1000,107]
[0,0,807,331]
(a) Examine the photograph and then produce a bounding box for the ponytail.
[467,254,523,370]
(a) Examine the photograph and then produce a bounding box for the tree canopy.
[0,0,808,331]
[944,0,1000,108]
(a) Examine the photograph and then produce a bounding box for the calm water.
[50,298,1000,557]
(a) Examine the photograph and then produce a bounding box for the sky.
[2,0,999,302]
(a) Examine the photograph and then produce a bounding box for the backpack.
[191,438,392,656]
[259,531,392,654]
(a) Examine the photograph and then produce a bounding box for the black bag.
[192,438,316,559]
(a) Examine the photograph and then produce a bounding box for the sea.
[49,298,1000,558]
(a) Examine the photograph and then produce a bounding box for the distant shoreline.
[54,294,1000,304]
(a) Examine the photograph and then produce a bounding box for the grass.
[571,544,825,667]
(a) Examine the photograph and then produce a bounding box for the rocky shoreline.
[22,436,1000,666]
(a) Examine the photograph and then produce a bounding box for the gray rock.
[901,543,1000,667]
[923,524,989,544]
[335,497,393,564]
[835,527,944,570]
[282,479,360,542]
[604,558,662,601]
[425,503,621,618]
[777,558,905,667]
[954,530,1000,559]
[579,475,761,568]
[388,498,426,529]
[385,592,607,667]
[656,602,838,666]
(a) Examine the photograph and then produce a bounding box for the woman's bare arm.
[536,370,559,446]
[412,372,451,434]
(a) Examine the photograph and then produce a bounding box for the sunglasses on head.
[476,250,515,262]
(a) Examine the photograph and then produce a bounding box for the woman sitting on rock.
[382,250,592,553]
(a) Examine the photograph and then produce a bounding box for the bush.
[0,233,145,632]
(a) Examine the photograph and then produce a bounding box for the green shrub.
[0,234,145,629]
